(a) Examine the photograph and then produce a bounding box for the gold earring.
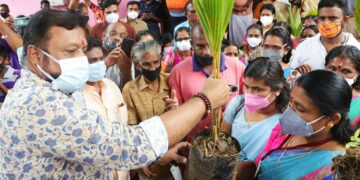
[327,122,334,128]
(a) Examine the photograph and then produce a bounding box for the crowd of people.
[0,0,359,179]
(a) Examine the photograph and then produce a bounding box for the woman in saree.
[222,58,290,162]
[324,45,360,128]
[255,70,354,180]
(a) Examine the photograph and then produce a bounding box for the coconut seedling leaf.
[193,0,235,140]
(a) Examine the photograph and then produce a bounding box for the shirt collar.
[192,53,227,73]
[138,73,169,92]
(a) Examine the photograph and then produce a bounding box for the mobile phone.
[121,38,135,57]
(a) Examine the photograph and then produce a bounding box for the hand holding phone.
[121,38,135,57]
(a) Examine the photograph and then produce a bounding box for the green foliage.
[193,0,234,140]
[346,129,360,149]
[355,0,360,36]
[307,9,318,16]
[278,7,302,37]
[193,0,234,78]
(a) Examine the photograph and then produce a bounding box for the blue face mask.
[279,107,326,137]
[88,60,107,82]
[263,49,284,61]
[36,48,89,94]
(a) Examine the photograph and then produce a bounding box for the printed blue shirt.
[0,69,168,179]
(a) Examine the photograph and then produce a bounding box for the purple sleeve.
[1,38,21,70]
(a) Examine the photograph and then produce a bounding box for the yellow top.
[123,73,170,125]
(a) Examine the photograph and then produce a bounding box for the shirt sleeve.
[290,47,302,69]
[32,98,168,171]
[122,83,139,125]
[223,95,243,125]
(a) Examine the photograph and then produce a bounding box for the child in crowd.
[0,43,20,107]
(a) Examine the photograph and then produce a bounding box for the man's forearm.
[0,20,23,51]
[160,97,206,146]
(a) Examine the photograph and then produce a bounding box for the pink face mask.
[245,92,273,112]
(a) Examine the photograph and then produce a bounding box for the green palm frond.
[193,0,234,79]
[193,0,234,140]
[278,7,302,37]
[355,0,360,36]
[307,9,318,16]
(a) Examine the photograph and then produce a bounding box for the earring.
[327,122,334,128]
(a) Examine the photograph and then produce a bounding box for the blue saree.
[223,95,281,161]
[258,149,344,180]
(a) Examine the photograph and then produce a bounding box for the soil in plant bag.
[186,130,241,180]
[332,147,360,180]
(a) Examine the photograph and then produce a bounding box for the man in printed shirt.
[0,10,230,179]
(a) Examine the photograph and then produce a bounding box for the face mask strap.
[36,64,55,81]
[307,115,326,125]
[311,125,327,136]
[37,47,59,64]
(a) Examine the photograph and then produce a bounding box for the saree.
[255,124,344,180]
[258,149,344,180]
[223,95,281,161]
[349,96,360,121]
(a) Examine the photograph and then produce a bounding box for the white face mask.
[88,60,107,82]
[36,48,89,94]
[106,13,119,24]
[247,37,262,48]
[127,11,139,19]
[176,39,191,51]
[260,15,274,26]
[345,74,358,86]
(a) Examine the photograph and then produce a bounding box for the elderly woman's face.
[139,51,161,71]
[325,56,358,80]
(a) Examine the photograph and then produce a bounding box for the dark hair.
[245,57,290,112]
[40,0,50,4]
[161,32,173,56]
[260,3,276,16]
[101,0,118,10]
[264,28,293,63]
[303,15,318,24]
[0,4,9,10]
[296,70,354,144]
[0,43,9,57]
[301,25,319,37]
[185,0,193,12]
[23,10,87,57]
[352,76,360,90]
[318,0,348,16]
[86,36,102,52]
[127,1,140,9]
[221,39,238,52]
[77,3,87,12]
[325,45,360,73]
[273,21,292,35]
[246,23,263,36]
[135,30,158,42]
[161,33,173,45]
[175,26,190,40]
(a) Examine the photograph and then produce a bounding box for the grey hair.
[131,40,161,63]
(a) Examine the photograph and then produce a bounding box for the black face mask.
[83,16,90,24]
[0,13,8,18]
[142,66,161,81]
[196,55,213,67]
